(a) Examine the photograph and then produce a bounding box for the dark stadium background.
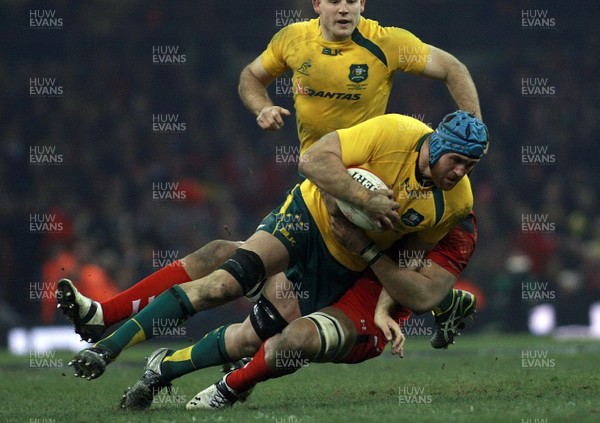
[1,1,598,346]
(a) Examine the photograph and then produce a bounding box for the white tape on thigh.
[304,312,346,362]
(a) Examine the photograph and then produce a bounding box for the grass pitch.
[1,333,598,423]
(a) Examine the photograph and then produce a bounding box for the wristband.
[360,241,383,266]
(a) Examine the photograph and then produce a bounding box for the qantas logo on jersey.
[302,88,361,100]
[295,79,361,100]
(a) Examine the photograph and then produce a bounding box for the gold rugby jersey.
[300,114,473,271]
[261,17,429,154]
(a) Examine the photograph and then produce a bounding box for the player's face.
[431,153,478,191]
[313,0,366,42]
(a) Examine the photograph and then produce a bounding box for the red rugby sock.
[226,343,280,393]
[101,261,192,326]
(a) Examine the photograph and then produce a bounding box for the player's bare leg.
[120,273,301,410]
[187,307,357,410]
[69,231,289,380]
[57,240,242,342]
[68,231,290,380]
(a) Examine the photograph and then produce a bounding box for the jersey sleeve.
[337,115,392,167]
[260,26,292,77]
[385,27,429,74]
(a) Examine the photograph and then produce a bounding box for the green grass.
[1,334,599,423]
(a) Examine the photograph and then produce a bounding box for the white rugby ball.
[335,167,388,231]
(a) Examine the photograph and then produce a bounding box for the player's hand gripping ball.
[335,168,389,231]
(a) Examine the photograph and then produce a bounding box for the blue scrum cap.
[428,111,489,166]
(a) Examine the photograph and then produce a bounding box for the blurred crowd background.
[1,1,598,343]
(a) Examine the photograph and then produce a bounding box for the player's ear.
[360,0,366,13]
[312,0,322,14]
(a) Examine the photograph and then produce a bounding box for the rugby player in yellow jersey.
[66,111,488,383]
[240,0,482,151]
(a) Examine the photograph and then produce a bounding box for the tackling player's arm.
[300,131,400,229]
[421,45,482,120]
[238,55,291,130]
[330,218,455,312]
[370,254,457,313]
[374,288,405,357]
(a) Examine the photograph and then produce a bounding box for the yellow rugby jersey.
[261,17,429,154]
[300,114,473,271]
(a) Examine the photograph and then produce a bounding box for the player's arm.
[238,55,291,130]
[374,288,405,357]
[300,133,400,230]
[370,255,457,313]
[330,218,454,312]
[421,45,482,120]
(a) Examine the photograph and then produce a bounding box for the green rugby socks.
[160,324,232,381]
[95,285,195,356]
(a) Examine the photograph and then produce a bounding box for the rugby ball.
[335,168,388,231]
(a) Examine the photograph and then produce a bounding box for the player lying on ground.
[61,111,487,381]
[118,212,477,410]
[56,0,483,347]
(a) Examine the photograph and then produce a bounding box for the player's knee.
[269,319,317,361]
[250,295,289,341]
[219,248,267,299]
